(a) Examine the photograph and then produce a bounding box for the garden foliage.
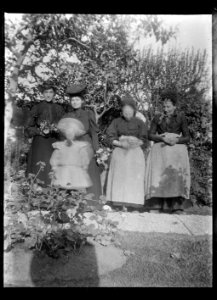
[5,14,212,216]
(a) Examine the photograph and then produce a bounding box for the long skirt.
[145,142,191,210]
[26,135,57,186]
[106,147,145,205]
[77,134,102,200]
[86,157,102,200]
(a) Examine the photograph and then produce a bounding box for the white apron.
[106,146,145,205]
[145,142,191,200]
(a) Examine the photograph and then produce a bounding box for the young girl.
[50,118,93,190]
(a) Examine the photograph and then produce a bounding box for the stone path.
[84,211,212,236]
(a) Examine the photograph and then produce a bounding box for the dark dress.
[63,108,102,200]
[145,110,191,212]
[106,116,148,149]
[25,101,64,186]
[106,116,148,206]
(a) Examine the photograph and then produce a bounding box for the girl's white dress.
[50,140,94,189]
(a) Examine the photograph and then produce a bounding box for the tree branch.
[104,77,108,103]
[97,105,112,121]
[5,41,20,58]
[7,39,35,98]
[61,37,90,50]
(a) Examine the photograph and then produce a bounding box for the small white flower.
[43,128,49,134]
[101,154,108,161]
[63,223,71,230]
[103,205,112,211]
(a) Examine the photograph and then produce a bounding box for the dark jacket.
[148,110,190,144]
[106,116,148,148]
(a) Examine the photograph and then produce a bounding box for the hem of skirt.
[145,195,189,200]
[108,201,145,207]
[51,185,90,190]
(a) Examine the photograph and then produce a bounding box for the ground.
[4,205,212,287]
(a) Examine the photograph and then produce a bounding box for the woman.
[145,90,191,214]
[25,83,64,188]
[106,94,147,207]
[62,83,102,200]
[50,118,93,190]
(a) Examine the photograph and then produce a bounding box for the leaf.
[36,161,46,167]
[17,212,28,228]
[123,250,135,256]
[66,234,76,243]
[84,193,95,200]
[24,236,37,249]
[99,195,107,202]
[4,237,13,252]
[96,211,107,218]
[99,238,111,246]
[109,221,119,227]
[89,215,98,221]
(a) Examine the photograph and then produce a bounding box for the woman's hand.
[168,136,179,146]
[128,139,143,148]
[161,133,179,146]
[113,140,123,148]
[161,135,171,145]
[120,140,130,149]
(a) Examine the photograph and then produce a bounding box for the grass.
[4,168,212,287]
[5,230,212,287]
[103,231,212,287]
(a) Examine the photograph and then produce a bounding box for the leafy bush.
[180,89,212,206]
[5,14,211,207]
[4,163,119,258]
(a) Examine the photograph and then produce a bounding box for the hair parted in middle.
[160,89,178,106]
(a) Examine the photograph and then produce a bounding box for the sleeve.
[106,119,119,146]
[55,104,65,122]
[177,112,190,144]
[88,110,100,152]
[148,115,163,142]
[138,119,148,148]
[24,104,40,138]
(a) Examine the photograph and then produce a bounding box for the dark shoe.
[83,206,94,212]
[122,206,128,212]
[149,209,161,214]
[161,208,173,214]
[172,209,186,215]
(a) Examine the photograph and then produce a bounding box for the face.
[163,99,176,116]
[70,96,83,109]
[122,105,134,120]
[43,89,55,102]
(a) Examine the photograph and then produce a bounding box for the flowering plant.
[39,120,59,136]
[95,147,112,169]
